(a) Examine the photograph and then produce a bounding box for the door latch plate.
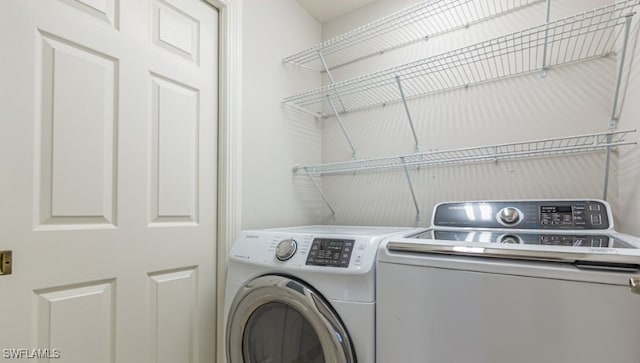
[0,251,12,275]
[630,277,640,295]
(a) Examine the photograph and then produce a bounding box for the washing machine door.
[226,275,356,363]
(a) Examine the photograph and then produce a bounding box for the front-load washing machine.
[224,225,422,363]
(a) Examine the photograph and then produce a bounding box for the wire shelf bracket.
[603,13,634,201]
[305,171,336,219]
[327,95,357,158]
[318,51,347,113]
[396,76,421,152]
[539,0,552,77]
[401,157,422,221]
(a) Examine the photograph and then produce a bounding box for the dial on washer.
[275,239,297,261]
[499,207,521,225]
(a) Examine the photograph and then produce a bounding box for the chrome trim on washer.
[386,241,640,267]
[226,275,355,363]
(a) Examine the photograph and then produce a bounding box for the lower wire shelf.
[293,129,637,220]
[294,129,636,176]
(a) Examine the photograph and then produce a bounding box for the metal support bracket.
[306,172,336,219]
[395,76,421,152]
[327,96,357,158]
[318,51,347,113]
[540,0,552,78]
[401,157,421,221]
[603,13,634,200]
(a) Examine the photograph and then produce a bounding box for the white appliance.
[225,225,421,363]
[377,200,640,363]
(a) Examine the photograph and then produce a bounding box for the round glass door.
[243,302,324,362]
[226,275,355,363]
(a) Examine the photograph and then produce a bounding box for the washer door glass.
[243,302,324,363]
[227,275,356,363]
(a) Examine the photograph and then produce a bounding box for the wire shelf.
[283,1,638,118]
[283,0,543,71]
[294,130,637,176]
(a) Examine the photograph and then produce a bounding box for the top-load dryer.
[225,225,422,363]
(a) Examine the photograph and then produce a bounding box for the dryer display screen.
[306,238,354,267]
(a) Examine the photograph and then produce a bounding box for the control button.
[358,243,366,250]
[498,207,521,225]
[591,238,605,247]
[589,204,601,212]
[275,239,297,261]
[574,205,586,210]
[591,215,602,225]
[353,255,363,265]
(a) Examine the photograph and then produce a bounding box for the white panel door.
[0,0,218,362]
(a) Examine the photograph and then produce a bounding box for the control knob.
[498,207,521,226]
[500,235,520,244]
[275,239,297,261]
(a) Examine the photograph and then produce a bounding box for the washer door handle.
[630,277,640,295]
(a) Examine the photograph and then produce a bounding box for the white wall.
[242,0,323,229]
[617,17,640,236]
[311,0,639,230]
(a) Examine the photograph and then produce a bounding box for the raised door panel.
[34,280,115,362]
[55,0,119,28]
[148,268,198,363]
[149,74,199,226]
[152,0,199,63]
[36,32,118,230]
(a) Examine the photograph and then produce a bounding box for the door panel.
[34,280,116,362]
[149,268,198,363]
[36,31,118,228]
[0,0,218,361]
[150,74,199,225]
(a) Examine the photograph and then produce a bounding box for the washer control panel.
[434,200,610,230]
[306,238,355,268]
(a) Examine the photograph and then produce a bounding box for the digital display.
[306,238,354,267]
[540,205,572,213]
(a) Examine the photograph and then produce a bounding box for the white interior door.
[0,0,218,362]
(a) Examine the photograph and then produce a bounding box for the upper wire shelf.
[293,130,637,176]
[283,0,543,71]
[283,1,638,118]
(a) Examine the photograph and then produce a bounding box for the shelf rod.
[306,171,336,218]
[395,76,421,152]
[603,13,634,200]
[401,157,421,221]
[540,0,552,77]
[327,95,357,158]
[318,51,347,113]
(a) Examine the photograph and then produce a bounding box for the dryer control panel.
[434,200,611,230]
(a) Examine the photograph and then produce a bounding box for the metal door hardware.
[0,251,12,275]
[630,277,640,295]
